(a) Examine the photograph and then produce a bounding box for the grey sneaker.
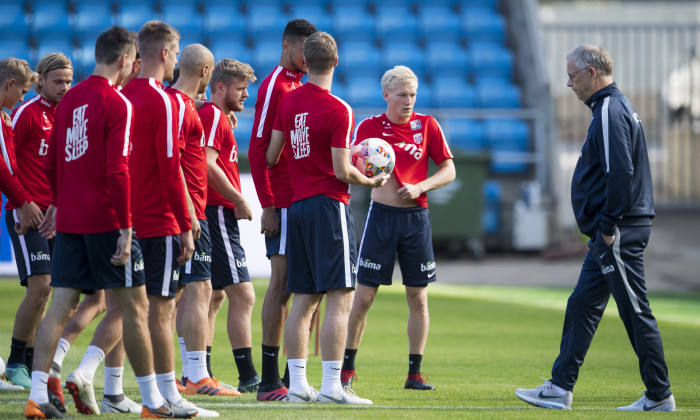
[171,397,219,417]
[285,386,319,403]
[66,369,100,415]
[318,387,373,405]
[0,378,23,390]
[515,378,572,410]
[617,394,676,412]
[101,394,142,413]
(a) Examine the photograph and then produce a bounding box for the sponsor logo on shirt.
[413,133,423,144]
[41,98,51,107]
[359,258,381,270]
[420,261,436,272]
[410,120,422,130]
[291,112,310,160]
[286,71,297,78]
[65,104,89,162]
[30,251,50,262]
[396,141,423,160]
[229,144,238,163]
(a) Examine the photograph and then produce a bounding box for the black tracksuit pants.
[550,225,672,401]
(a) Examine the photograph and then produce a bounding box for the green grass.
[1,278,699,418]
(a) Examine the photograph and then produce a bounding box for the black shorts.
[140,235,181,297]
[356,201,436,288]
[50,231,145,290]
[264,208,288,258]
[6,210,54,285]
[181,218,211,283]
[205,205,250,290]
[286,196,357,294]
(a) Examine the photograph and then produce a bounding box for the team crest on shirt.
[413,133,423,144]
[410,120,422,130]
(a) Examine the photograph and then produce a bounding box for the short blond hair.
[210,59,256,89]
[0,57,38,86]
[303,32,337,75]
[138,20,180,58]
[381,65,418,92]
[35,53,73,93]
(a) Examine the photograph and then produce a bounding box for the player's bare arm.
[260,206,280,237]
[266,129,285,168]
[37,204,57,239]
[180,165,201,241]
[205,146,252,220]
[332,147,389,188]
[397,158,455,202]
[178,229,195,265]
[111,227,133,266]
[15,201,45,235]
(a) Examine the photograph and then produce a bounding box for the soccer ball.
[0,355,5,378]
[352,138,395,177]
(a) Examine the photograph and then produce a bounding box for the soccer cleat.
[340,370,356,389]
[257,384,288,401]
[284,386,319,403]
[185,377,241,396]
[318,387,373,405]
[47,377,65,407]
[65,369,100,415]
[170,398,219,417]
[24,400,67,419]
[515,378,572,410]
[237,375,261,393]
[5,363,32,388]
[141,400,198,419]
[101,394,142,413]
[48,390,66,414]
[617,394,676,412]
[211,377,236,391]
[405,373,435,390]
[0,377,23,390]
[176,378,187,393]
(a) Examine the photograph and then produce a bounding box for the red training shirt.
[0,119,27,209]
[200,102,241,210]
[273,83,355,205]
[121,78,191,237]
[249,65,302,209]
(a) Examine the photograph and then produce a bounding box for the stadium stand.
[332,5,375,42]
[203,4,245,40]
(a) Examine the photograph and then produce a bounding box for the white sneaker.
[66,370,100,415]
[617,394,676,411]
[101,394,142,413]
[0,378,23,390]
[515,378,572,410]
[318,387,373,405]
[171,397,220,417]
[285,386,319,403]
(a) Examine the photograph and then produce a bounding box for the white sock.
[28,371,49,404]
[178,337,188,379]
[320,360,342,395]
[104,366,124,396]
[288,359,309,393]
[77,345,105,383]
[136,373,165,410]
[156,371,181,404]
[187,350,208,383]
[52,338,71,369]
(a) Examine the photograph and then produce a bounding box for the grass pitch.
[1,278,699,418]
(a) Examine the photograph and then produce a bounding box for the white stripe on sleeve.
[602,96,610,173]
[207,107,222,148]
[256,66,284,138]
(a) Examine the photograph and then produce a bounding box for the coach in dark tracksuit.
[515,44,675,412]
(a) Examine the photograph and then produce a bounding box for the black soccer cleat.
[404,373,435,390]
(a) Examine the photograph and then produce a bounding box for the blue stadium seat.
[203,5,245,39]
[330,82,346,101]
[328,0,368,8]
[0,3,29,38]
[36,36,75,64]
[117,4,157,32]
[345,76,385,109]
[209,39,251,64]
[419,6,462,41]
[446,118,485,151]
[288,5,332,33]
[461,7,505,44]
[483,118,529,172]
[459,0,499,10]
[74,3,115,41]
[426,40,470,77]
[251,41,282,78]
[332,6,374,42]
[161,4,202,42]
[432,77,475,108]
[2,40,32,62]
[482,179,501,233]
[375,5,419,43]
[469,41,512,79]
[233,116,253,152]
[76,39,95,79]
[337,41,383,79]
[382,41,426,80]
[31,1,72,39]
[247,6,289,42]
[177,33,206,50]
[414,82,432,110]
[475,82,520,108]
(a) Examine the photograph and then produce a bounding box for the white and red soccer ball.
[352,138,395,177]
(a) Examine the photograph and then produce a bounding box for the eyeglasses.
[567,67,590,81]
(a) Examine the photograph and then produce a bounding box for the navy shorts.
[51,231,145,290]
[287,196,357,294]
[140,235,181,297]
[265,208,288,258]
[6,210,54,285]
[180,218,211,283]
[356,201,436,288]
[205,205,251,290]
